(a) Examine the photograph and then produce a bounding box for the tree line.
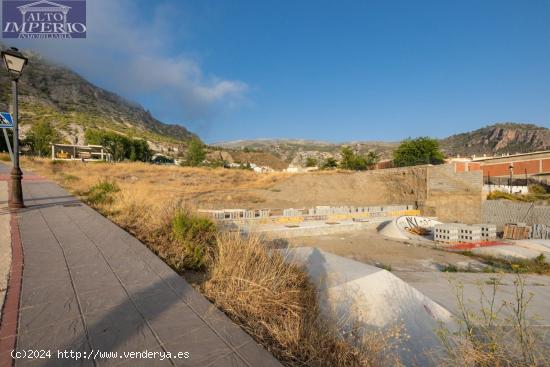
[308,136,445,171]
[1,120,446,169]
[0,121,152,162]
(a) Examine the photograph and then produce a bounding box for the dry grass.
[203,233,403,367]
[18,157,404,366]
[0,152,10,162]
[436,275,546,367]
[21,157,291,207]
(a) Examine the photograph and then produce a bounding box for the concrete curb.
[0,180,23,367]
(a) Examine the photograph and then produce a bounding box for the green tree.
[393,137,445,167]
[321,157,338,169]
[305,157,318,167]
[24,121,60,157]
[186,138,206,166]
[85,129,151,162]
[339,147,378,171]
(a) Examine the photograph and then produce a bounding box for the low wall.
[482,200,550,227]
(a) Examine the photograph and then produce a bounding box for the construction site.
[199,162,550,364]
[11,156,550,366]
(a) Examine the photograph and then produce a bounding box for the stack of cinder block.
[283,208,303,217]
[434,223,497,244]
[472,224,497,240]
[434,224,460,244]
[503,223,531,240]
[457,225,482,242]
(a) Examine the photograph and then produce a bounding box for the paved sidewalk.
[0,164,281,367]
[0,181,11,322]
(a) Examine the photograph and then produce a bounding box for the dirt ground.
[285,224,484,272]
[15,157,429,211]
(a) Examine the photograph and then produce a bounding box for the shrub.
[321,157,338,169]
[486,190,538,202]
[86,180,120,205]
[171,210,216,270]
[339,147,379,171]
[528,184,547,195]
[305,157,318,167]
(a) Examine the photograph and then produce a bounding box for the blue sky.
[7,0,550,143]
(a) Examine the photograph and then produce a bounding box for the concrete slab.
[471,244,549,262]
[244,219,377,238]
[394,271,550,327]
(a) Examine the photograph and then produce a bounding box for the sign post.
[0,112,14,162]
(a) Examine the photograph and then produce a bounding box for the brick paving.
[0,163,281,367]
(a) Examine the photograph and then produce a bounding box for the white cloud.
[7,0,248,122]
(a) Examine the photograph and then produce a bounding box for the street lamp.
[509,164,514,194]
[1,47,28,208]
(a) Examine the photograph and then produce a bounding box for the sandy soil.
[285,224,484,272]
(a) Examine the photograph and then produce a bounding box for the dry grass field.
[13,157,403,366]
[4,155,545,366]
[21,158,291,208]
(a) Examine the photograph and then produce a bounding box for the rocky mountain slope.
[439,123,550,157]
[215,123,550,165]
[0,47,196,151]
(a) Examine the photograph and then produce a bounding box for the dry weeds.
[18,158,403,366]
[21,157,291,207]
[436,275,546,367]
[203,233,403,367]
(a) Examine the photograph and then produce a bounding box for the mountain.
[214,139,398,163]
[440,123,550,157]
[0,48,196,151]
[215,123,550,165]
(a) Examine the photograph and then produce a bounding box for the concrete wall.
[423,164,483,224]
[483,200,550,227]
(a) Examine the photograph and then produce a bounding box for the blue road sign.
[0,112,13,129]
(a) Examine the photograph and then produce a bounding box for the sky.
[4,0,550,143]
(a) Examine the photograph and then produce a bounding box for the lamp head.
[1,47,28,78]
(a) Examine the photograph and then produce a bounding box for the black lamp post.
[509,164,513,194]
[1,47,28,208]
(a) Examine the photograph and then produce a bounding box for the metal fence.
[483,176,550,188]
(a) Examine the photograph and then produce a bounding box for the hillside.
[214,139,397,163]
[439,123,550,157]
[0,48,196,151]
[215,123,550,166]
